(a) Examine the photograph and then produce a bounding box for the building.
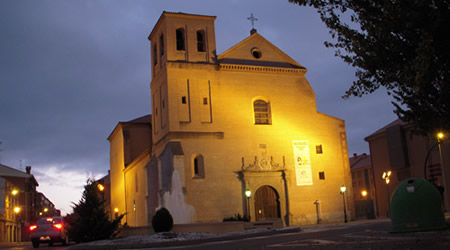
[0,164,38,242]
[109,11,354,227]
[365,119,450,218]
[108,115,152,226]
[350,153,376,219]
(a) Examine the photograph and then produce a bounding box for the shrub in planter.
[152,207,174,233]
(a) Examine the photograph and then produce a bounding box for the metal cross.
[247,13,258,29]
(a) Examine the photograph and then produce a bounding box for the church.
[108,11,354,227]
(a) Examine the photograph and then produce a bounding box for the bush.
[223,213,249,222]
[152,207,174,233]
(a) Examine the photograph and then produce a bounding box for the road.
[2,221,449,249]
[150,221,450,250]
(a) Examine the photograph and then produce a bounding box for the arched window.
[159,34,164,57]
[253,99,271,124]
[176,28,185,51]
[197,30,206,52]
[192,154,205,178]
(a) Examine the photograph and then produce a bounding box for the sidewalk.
[0,241,31,248]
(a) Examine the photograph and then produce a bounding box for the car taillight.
[29,225,38,231]
[53,223,63,230]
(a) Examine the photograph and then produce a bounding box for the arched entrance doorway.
[254,185,281,221]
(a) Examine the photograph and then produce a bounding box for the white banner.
[293,140,313,186]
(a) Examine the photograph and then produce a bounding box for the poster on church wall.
[292,140,313,186]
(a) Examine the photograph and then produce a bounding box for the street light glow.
[361,190,368,197]
[245,189,252,198]
[11,189,19,196]
[114,208,119,213]
[340,185,346,193]
[14,207,21,214]
[437,132,444,139]
[382,171,392,184]
[97,184,105,192]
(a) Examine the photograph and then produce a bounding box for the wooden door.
[254,185,280,221]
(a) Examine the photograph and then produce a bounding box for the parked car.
[29,217,69,248]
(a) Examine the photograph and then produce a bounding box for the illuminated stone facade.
[110,11,354,227]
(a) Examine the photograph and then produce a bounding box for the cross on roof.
[247,13,258,29]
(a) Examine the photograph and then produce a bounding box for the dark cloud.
[0,0,397,213]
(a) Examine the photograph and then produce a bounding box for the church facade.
[109,11,354,227]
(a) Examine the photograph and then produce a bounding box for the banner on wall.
[292,140,313,186]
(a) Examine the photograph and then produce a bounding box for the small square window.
[316,145,323,154]
[319,171,325,180]
[181,96,186,104]
[203,97,208,105]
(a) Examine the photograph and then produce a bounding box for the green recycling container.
[391,177,447,232]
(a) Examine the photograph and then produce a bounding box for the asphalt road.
[2,221,449,249]
[149,221,450,250]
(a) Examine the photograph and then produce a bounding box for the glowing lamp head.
[340,185,347,193]
[361,190,368,197]
[97,184,105,192]
[114,208,119,213]
[44,208,48,212]
[11,189,19,196]
[14,207,21,214]
[437,132,444,140]
[245,189,252,198]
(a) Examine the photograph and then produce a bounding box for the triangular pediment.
[217,32,305,69]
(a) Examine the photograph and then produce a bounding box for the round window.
[251,48,262,59]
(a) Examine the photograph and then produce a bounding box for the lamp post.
[382,171,392,217]
[437,132,448,211]
[98,183,105,200]
[245,189,251,221]
[340,185,347,223]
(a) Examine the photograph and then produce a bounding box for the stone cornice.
[219,64,306,75]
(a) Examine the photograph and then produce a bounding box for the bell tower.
[148,12,217,147]
[148,12,217,78]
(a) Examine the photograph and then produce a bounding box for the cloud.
[32,165,104,215]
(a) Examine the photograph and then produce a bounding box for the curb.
[70,227,302,249]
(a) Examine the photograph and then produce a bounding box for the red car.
[29,217,69,248]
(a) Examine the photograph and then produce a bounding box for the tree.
[65,178,124,243]
[289,0,450,135]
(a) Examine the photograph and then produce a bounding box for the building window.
[181,96,187,104]
[192,154,205,178]
[159,34,164,57]
[176,28,185,51]
[316,145,323,154]
[319,171,325,180]
[203,97,208,105]
[153,45,157,65]
[253,99,271,124]
[197,30,206,52]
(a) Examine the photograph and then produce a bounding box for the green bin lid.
[391,177,447,232]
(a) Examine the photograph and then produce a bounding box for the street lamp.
[114,207,119,219]
[245,189,251,221]
[437,132,448,210]
[14,206,21,214]
[11,189,19,196]
[98,184,105,200]
[382,171,392,217]
[340,185,347,223]
[361,190,368,198]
